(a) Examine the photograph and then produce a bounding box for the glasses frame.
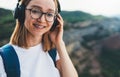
[26,8,56,22]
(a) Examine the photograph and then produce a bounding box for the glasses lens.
[31,8,42,19]
[46,13,55,22]
[30,7,55,22]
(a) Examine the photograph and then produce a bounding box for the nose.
[37,14,46,22]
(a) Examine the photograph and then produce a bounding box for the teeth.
[38,25,44,28]
[34,24,45,29]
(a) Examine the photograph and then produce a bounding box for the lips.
[33,23,46,29]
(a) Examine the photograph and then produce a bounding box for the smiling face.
[24,0,56,37]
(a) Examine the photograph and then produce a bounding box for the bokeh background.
[0,0,120,77]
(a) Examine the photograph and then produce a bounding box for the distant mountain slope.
[61,11,93,23]
[114,15,120,19]
[0,8,12,16]
[61,11,106,23]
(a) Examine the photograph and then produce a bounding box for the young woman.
[0,0,78,77]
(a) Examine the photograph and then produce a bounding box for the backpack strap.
[48,48,57,66]
[0,44,20,77]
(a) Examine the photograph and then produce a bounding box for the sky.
[0,0,120,17]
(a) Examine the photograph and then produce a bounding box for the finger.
[57,14,64,23]
[57,14,64,28]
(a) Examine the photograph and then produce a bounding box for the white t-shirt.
[0,44,60,77]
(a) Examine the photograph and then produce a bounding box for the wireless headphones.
[14,0,61,24]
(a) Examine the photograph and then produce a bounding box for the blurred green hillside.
[61,11,105,23]
[0,8,15,45]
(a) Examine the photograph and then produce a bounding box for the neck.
[27,35,43,47]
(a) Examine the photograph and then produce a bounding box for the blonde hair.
[10,0,58,51]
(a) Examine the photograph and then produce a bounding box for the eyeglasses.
[26,8,56,22]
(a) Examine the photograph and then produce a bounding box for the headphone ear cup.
[57,0,61,13]
[14,4,25,24]
[18,4,25,24]
[14,3,19,19]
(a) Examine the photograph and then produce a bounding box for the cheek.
[24,12,33,29]
[46,22,53,32]
[48,22,54,29]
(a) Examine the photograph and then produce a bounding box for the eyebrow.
[30,5,55,12]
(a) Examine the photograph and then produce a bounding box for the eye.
[46,13,55,17]
[31,8,41,15]
[31,9,39,13]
